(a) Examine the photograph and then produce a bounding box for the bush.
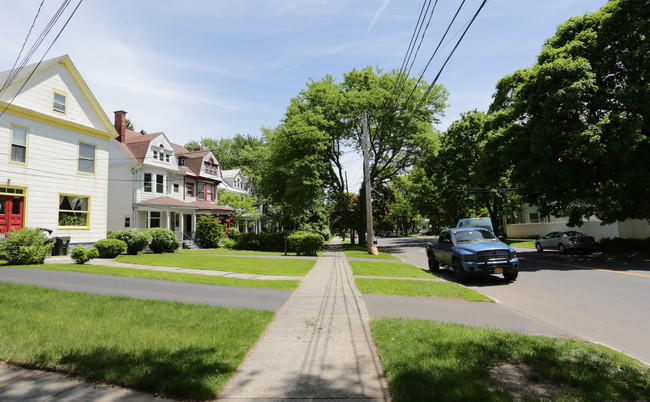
[116,228,151,255]
[94,238,127,258]
[0,227,53,265]
[106,229,117,239]
[70,247,99,264]
[232,232,291,252]
[596,237,650,254]
[196,217,224,248]
[222,238,236,249]
[148,228,180,253]
[233,232,260,251]
[320,230,331,241]
[287,231,324,256]
[225,227,241,241]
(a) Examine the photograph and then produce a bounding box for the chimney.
[114,110,127,143]
[194,146,202,151]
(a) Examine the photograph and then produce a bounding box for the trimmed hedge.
[71,247,99,264]
[196,216,224,249]
[233,232,290,252]
[287,231,324,256]
[94,239,128,258]
[147,228,180,253]
[596,237,650,254]
[0,227,53,265]
[116,228,152,255]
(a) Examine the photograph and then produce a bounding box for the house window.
[529,212,540,223]
[156,174,164,193]
[186,183,194,197]
[53,91,67,114]
[10,125,27,163]
[165,154,170,163]
[58,195,89,227]
[173,183,179,193]
[198,183,205,200]
[207,184,213,201]
[153,151,158,160]
[124,217,131,228]
[144,173,152,192]
[178,159,186,167]
[78,142,96,174]
[149,211,161,228]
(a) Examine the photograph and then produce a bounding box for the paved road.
[378,236,650,365]
[0,268,290,312]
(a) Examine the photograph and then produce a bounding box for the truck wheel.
[428,253,440,273]
[454,260,467,284]
[504,271,518,281]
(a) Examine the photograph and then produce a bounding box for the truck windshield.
[454,230,498,243]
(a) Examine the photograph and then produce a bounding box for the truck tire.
[428,252,440,273]
[504,271,518,281]
[454,259,467,284]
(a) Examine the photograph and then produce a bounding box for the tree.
[487,0,650,225]
[217,188,260,229]
[268,66,447,242]
[186,134,267,191]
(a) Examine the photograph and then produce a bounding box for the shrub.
[231,232,292,252]
[320,230,331,241]
[0,227,53,265]
[233,232,260,251]
[222,238,236,249]
[196,216,224,248]
[287,231,324,256]
[106,229,117,239]
[148,228,180,253]
[94,238,127,258]
[225,227,241,241]
[70,247,99,264]
[596,237,650,254]
[116,228,151,255]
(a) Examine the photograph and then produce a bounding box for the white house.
[107,111,232,244]
[0,55,116,247]
[218,169,263,233]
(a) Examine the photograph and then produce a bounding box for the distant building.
[107,111,232,245]
[218,169,262,233]
[0,55,116,247]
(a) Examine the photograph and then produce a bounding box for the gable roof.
[114,130,165,163]
[0,54,117,138]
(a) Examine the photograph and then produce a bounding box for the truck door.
[437,231,453,265]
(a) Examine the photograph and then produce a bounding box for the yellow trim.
[8,124,29,165]
[57,193,90,229]
[76,140,97,176]
[0,101,115,140]
[57,57,117,134]
[52,89,68,116]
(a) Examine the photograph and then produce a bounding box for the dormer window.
[153,151,158,160]
[53,91,67,114]
[178,158,186,167]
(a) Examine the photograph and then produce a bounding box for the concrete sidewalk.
[218,241,390,400]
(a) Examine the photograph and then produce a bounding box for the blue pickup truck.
[425,227,519,282]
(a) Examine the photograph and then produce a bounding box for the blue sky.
[1,0,607,188]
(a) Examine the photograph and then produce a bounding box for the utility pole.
[362,112,378,255]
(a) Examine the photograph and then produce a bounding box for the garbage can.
[52,236,71,256]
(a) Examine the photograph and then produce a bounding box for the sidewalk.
[218,240,390,400]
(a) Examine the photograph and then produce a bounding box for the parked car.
[425,228,519,283]
[535,231,596,254]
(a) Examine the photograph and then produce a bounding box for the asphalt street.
[378,236,650,365]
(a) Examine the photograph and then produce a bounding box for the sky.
[0,0,608,189]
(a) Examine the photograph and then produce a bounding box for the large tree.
[487,0,649,225]
[266,66,447,241]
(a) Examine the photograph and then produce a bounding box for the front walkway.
[218,240,390,401]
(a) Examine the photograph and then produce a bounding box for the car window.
[453,230,498,243]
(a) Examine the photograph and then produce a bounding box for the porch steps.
[183,239,200,249]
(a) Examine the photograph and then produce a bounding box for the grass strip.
[178,248,323,257]
[371,318,650,401]
[355,278,492,302]
[9,264,299,290]
[341,244,400,260]
[0,282,274,400]
[116,254,314,276]
[350,260,432,278]
[505,239,536,248]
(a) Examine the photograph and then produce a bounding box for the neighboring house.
[0,55,116,247]
[218,169,262,233]
[504,203,650,239]
[107,111,232,244]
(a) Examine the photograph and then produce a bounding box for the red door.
[0,196,24,236]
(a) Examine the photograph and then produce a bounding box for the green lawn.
[372,318,650,401]
[0,282,274,400]
[7,264,299,290]
[116,253,314,276]
[355,278,492,302]
[340,244,400,260]
[505,239,536,248]
[178,248,323,257]
[350,261,432,278]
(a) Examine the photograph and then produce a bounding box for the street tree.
[487,0,649,225]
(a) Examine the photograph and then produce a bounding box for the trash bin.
[52,236,71,256]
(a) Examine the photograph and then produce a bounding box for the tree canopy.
[487,0,649,225]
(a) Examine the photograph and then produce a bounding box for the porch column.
[180,213,184,239]
[146,210,150,229]
[166,211,171,230]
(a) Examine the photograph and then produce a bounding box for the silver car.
[535,231,596,254]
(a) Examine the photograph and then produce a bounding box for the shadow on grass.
[54,345,234,400]
[374,319,650,401]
